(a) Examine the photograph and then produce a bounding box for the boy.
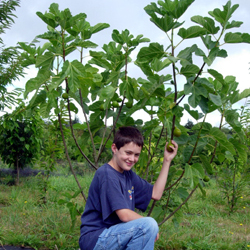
[79,126,178,250]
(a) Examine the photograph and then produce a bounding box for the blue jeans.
[93,217,159,250]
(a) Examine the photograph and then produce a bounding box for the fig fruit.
[167,142,174,152]
[99,104,105,111]
[203,175,210,182]
[125,101,133,108]
[173,127,181,137]
[62,93,68,99]
[112,101,119,108]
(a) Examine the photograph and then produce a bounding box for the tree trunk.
[16,155,19,185]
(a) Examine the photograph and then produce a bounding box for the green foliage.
[0,104,43,184]
[58,189,84,230]
[0,0,25,111]
[216,101,250,214]
[18,0,250,226]
[0,0,20,41]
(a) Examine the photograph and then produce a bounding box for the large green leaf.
[191,16,219,34]
[75,40,98,49]
[183,145,193,163]
[49,3,61,16]
[56,60,85,92]
[90,23,110,34]
[35,51,54,69]
[207,69,225,85]
[209,127,235,155]
[180,64,200,78]
[204,47,227,66]
[209,93,222,106]
[24,69,51,98]
[184,104,203,120]
[137,43,165,63]
[98,85,116,101]
[158,0,195,19]
[230,88,250,104]
[36,11,57,28]
[208,1,239,28]
[224,32,250,44]
[188,94,201,108]
[199,154,213,175]
[176,187,189,202]
[149,14,177,33]
[177,45,198,67]
[230,139,248,163]
[28,90,47,109]
[185,82,208,108]
[178,26,207,39]
[224,110,242,137]
[184,163,201,188]
[151,58,171,72]
[69,102,78,113]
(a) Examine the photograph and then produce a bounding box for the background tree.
[0,104,43,185]
[0,0,24,111]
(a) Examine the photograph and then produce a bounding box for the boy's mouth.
[125,161,133,167]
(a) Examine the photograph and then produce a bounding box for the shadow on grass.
[0,247,35,250]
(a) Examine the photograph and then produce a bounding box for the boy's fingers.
[171,140,178,149]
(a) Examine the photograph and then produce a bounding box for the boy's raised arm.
[152,140,178,201]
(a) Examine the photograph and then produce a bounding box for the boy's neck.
[108,159,124,173]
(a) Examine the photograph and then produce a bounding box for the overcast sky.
[2,0,250,126]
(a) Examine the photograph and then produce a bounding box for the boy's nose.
[129,155,135,162]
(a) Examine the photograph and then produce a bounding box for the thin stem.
[78,89,98,168]
[210,111,224,164]
[158,184,198,226]
[165,169,185,191]
[187,113,207,164]
[58,113,87,201]
[147,200,157,216]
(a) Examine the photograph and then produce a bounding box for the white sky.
[2,0,250,127]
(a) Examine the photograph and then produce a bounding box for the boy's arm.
[152,140,178,201]
[116,208,143,222]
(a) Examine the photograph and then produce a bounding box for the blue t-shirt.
[79,163,153,250]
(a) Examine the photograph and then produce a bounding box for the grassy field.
[0,167,249,250]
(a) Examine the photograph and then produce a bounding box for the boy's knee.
[141,217,159,234]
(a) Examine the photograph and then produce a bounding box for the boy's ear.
[111,143,118,153]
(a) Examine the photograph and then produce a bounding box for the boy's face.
[110,142,142,173]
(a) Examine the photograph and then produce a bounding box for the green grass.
[155,180,250,250]
[0,171,250,250]
[0,172,94,250]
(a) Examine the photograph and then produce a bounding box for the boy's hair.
[113,126,144,150]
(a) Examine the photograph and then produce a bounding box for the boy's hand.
[164,140,178,162]
[155,233,159,242]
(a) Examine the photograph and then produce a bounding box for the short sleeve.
[99,176,130,222]
[132,172,153,212]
